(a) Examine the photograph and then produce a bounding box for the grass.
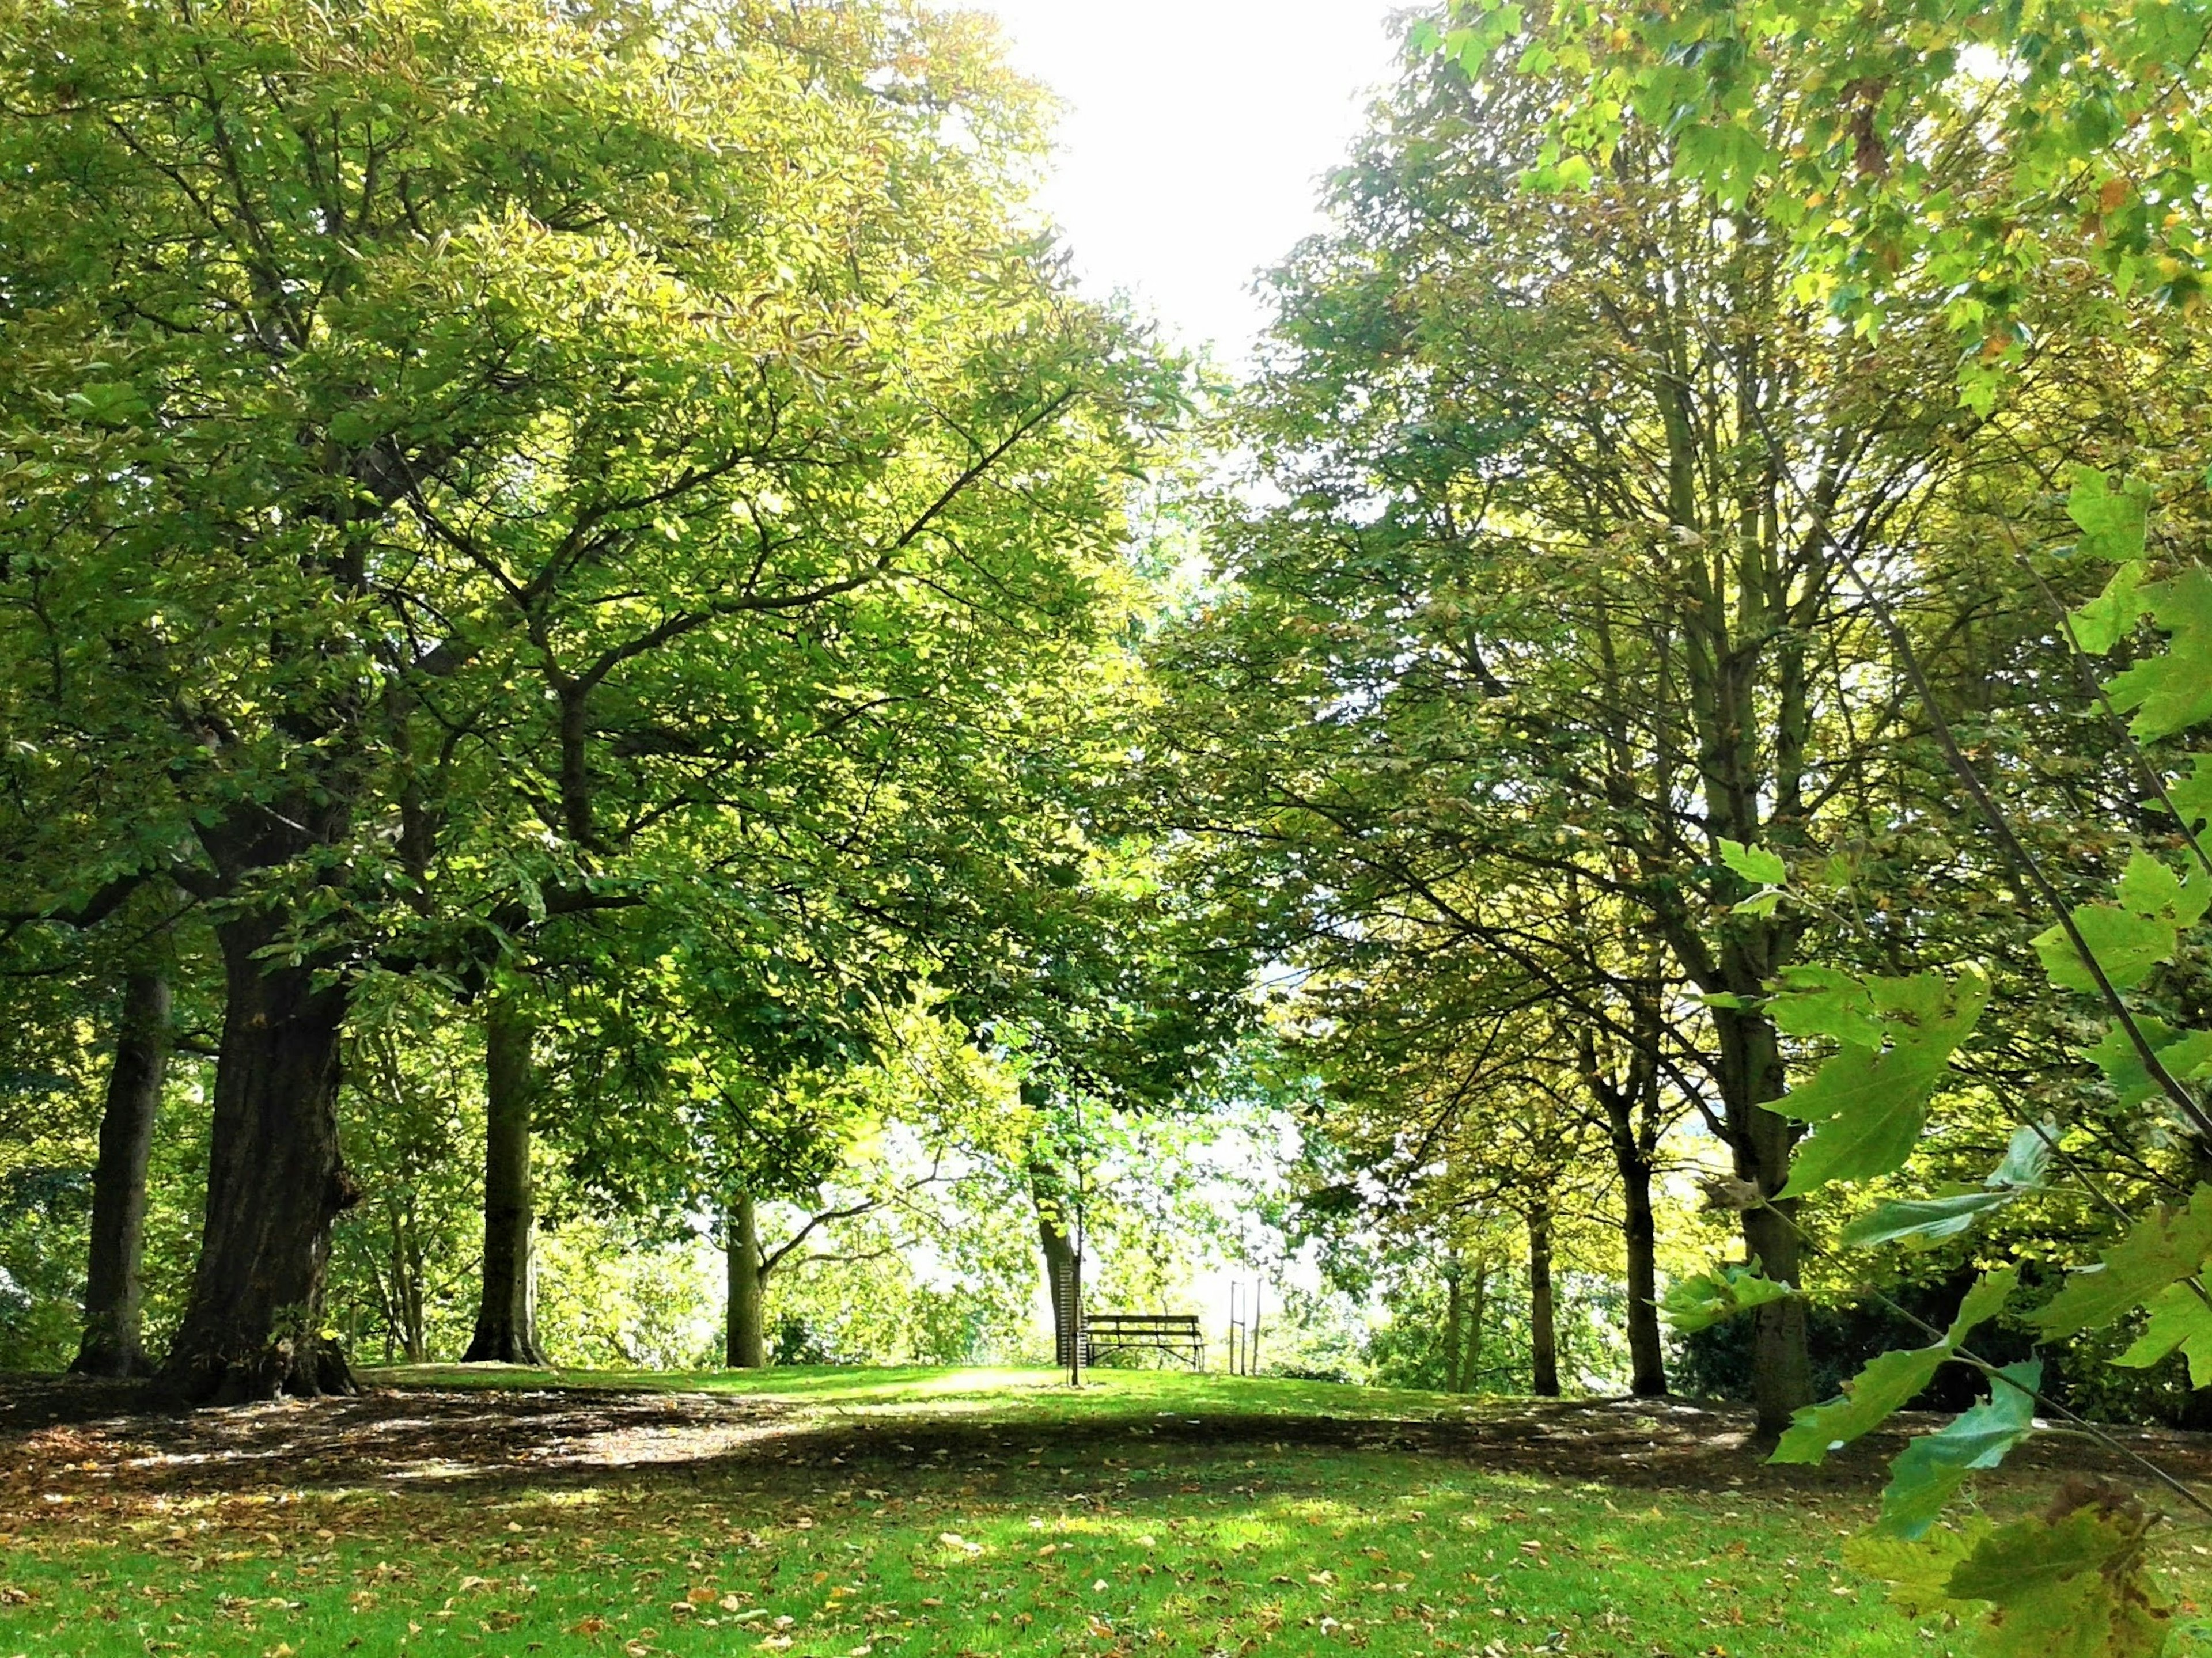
[0,1366,2206,1657]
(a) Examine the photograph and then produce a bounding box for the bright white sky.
[978,1,1412,365]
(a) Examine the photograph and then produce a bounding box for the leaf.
[2071,560,2147,652]
[1876,1361,2041,1539]
[1768,1270,2014,1466]
[2114,1281,2212,1384]
[1839,1188,2016,1249]
[2032,1185,2212,1337]
[1943,1503,2169,1658]
[2116,849,2209,925]
[1771,968,1991,1196]
[1987,1121,2054,1190]
[1844,1523,1985,1618]
[2107,567,2212,740]
[2033,904,2177,995]
[2066,466,2150,563]
[1658,1262,1794,1333]
[1717,837,1787,886]
[1839,1124,2050,1249]
[1768,966,1884,1047]
[2084,1017,2212,1109]
[1769,1344,1950,1464]
[2166,753,2212,833]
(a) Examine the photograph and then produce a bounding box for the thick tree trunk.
[1031,1163,1079,1368]
[1528,1206,1559,1398]
[154,912,358,1404]
[463,996,546,1365]
[1719,1007,1811,1440]
[72,971,171,1378]
[725,1192,766,1369]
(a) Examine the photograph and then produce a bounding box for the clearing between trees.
[1,1369,2208,1658]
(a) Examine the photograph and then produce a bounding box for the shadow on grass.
[5,1364,2207,1513]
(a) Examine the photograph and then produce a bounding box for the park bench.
[1082,1312,1206,1370]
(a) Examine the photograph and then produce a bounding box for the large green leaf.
[1770,1344,1949,1465]
[2115,1281,2212,1384]
[1768,1270,2014,1466]
[1767,965,1885,1047]
[1840,1125,2050,1249]
[2033,1185,2212,1337]
[1717,836,1786,887]
[1876,1360,2040,1539]
[2115,849,2210,926]
[2107,567,2212,741]
[1844,1523,1985,1619]
[1839,1188,2014,1249]
[2084,1018,2212,1109]
[2067,468,2152,563]
[2072,559,2147,653]
[2168,753,2212,834]
[1771,967,1990,1197]
[2033,904,2178,995]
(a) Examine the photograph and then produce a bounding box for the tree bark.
[1718,1006,1811,1439]
[1444,1256,1465,1394]
[1619,1151,1667,1398]
[1601,1101,1668,1399]
[725,1192,766,1369]
[71,970,171,1378]
[154,909,358,1404]
[1466,1258,1488,1394]
[1031,1162,1079,1368]
[463,996,547,1365]
[1528,1205,1559,1398]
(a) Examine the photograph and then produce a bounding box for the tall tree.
[70,968,172,1377]
[1153,45,2026,1435]
[0,0,1177,1400]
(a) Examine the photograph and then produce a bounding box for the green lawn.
[0,1367,2206,1657]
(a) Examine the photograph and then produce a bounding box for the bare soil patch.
[2,1373,2205,1513]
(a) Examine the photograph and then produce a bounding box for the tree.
[0,0,1178,1399]
[1150,33,2055,1435]
[70,968,172,1377]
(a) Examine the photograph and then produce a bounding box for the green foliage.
[1876,1362,2041,1539]
[1854,1497,2173,1656]
[1946,1501,2171,1657]
[1769,1268,2013,1466]
[1657,1264,1794,1335]
[2032,1189,2212,1340]
[1838,1125,2050,1250]
[1766,967,1991,1197]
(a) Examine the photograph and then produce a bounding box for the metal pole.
[1251,1280,1263,1376]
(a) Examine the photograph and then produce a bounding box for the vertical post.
[1250,1280,1263,1376]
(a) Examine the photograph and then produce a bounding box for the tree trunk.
[1466,1259,1488,1394]
[463,996,546,1365]
[154,911,358,1404]
[1528,1205,1559,1398]
[1031,1163,1079,1368]
[1719,1007,1811,1439]
[1444,1257,1465,1394]
[725,1192,766,1369]
[1608,1118,1668,1398]
[72,970,171,1378]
